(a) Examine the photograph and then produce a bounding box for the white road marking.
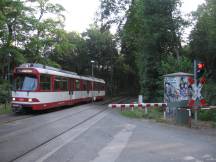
[202,154,211,159]
[91,124,136,162]
[183,156,196,161]
[15,110,109,162]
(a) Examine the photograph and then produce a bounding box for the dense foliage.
[189,0,216,104]
[120,0,184,102]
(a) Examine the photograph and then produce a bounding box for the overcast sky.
[50,0,205,34]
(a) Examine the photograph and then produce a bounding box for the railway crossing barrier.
[108,103,167,109]
[108,103,168,119]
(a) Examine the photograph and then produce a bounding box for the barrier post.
[131,105,134,111]
[188,109,192,128]
[145,107,148,114]
[163,108,166,120]
[138,95,143,104]
[121,104,125,112]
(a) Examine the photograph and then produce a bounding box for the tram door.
[70,79,74,104]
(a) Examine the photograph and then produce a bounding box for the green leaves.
[161,55,192,74]
[120,0,183,101]
[0,79,11,103]
[189,0,216,105]
[190,0,216,81]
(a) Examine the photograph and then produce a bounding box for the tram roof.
[18,63,105,83]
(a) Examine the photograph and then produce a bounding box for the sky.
[51,0,205,34]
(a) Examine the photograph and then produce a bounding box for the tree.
[96,0,131,32]
[190,0,216,81]
[121,0,184,101]
[0,0,29,79]
[189,0,216,104]
[161,55,192,74]
[24,0,65,63]
[83,26,118,88]
[0,0,65,80]
[50,30,88,73]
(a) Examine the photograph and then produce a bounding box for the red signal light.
[198,63,204,69]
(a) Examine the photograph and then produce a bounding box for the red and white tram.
[11,64,105,112]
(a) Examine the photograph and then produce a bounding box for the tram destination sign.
[16,69,33,73]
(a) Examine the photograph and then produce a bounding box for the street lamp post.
[8,52,11,82]
[91,60,95,102]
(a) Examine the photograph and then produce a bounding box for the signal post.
[193,60,206,121]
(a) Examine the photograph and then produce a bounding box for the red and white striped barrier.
[108,103,167,109]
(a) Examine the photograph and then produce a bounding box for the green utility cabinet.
[176,108,189,125]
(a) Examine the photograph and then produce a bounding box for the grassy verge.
[121,107,216,129]
[121,108,165,122]
[198,109,216,122]
[121,108,145,118]
[0,103,12,115]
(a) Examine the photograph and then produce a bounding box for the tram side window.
[70,79,74,91]
[87,81,91,91]
[75,80,80,91]
[98,83,103,91]
[94,82,97,91]
[97,83,100,91]
[95,82,99,91]
[40,75,51,90]
[54,77,68,91]
[83,80,87,91]
[54,77,61,91]
[61,78,68,91]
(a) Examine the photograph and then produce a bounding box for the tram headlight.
[12,98,15,101]
[28,98,32,102]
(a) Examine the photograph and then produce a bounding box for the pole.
[92,62,94,77]
[110,51,113,100]
[91,60,94,102]
[194,60,197,86]
[188,109,192,128]
[194,60,198,121]
[8,53,11,81]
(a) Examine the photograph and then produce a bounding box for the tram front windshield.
[14,75,38,91]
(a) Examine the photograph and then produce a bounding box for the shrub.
[198,109,216,122]
[0,80,11,104]
[203,80,216,105]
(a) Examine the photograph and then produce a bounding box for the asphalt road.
[0,102,215,162]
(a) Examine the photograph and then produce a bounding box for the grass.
[121,108,145,118]
[198,109,216,122]
[0,103,12,115]
[121,108,165,122]
[121,107,216,128]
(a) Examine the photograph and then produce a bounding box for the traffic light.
[196,63,205,80]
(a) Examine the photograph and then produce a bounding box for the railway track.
[0,97,129,162]
[0,97,126,126]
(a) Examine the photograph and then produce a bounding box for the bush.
[203,80,216,105]
[0,103,11,114]
[0,80,11,104]
[198,109,216,122]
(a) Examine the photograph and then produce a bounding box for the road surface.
[0,102,215,162]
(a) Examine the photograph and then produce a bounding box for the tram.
[11,63,105,112]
